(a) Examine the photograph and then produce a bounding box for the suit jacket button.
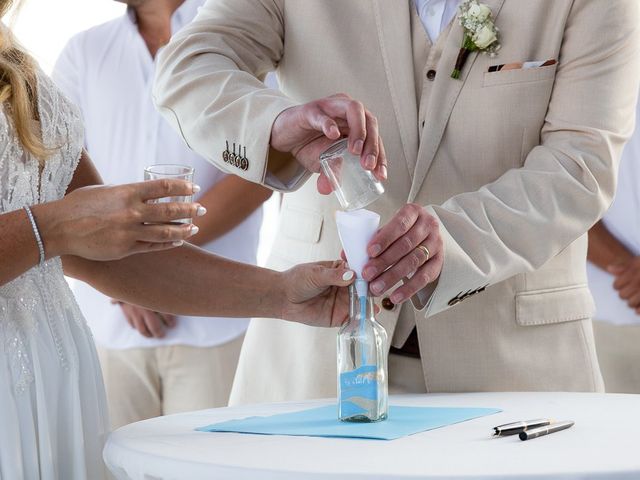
[426,69,436,81]
[381,297,395,311]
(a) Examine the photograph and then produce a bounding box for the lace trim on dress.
[0,71,86,392]
[37,72,84,203]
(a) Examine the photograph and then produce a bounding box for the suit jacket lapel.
[373,0,419,179]
[408,0,506,202]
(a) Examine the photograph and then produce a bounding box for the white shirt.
[52,0,258,348]
[413,0,461,43]
[586,94,640,325]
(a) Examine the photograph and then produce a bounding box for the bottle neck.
[354,279,368,298]
[349,282,374,320]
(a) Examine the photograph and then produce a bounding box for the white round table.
[104,392,640,479]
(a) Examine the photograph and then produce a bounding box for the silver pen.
[493,419,551,437]
[519,421,575,441]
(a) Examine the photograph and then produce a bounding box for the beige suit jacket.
[154,0,640,403]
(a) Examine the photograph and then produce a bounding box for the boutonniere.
[451,0,501,79]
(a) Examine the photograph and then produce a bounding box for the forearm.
[587,221,633,271]
[0,209,41,286]
[153,0,307,190]
[190,176,273,246]
[0,198,77,286]
[62,243,285,318]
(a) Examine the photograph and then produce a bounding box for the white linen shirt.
[52,0,258,349]
[587,93,640,325]
[413,0,461,43]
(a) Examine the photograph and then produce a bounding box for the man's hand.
[270,93,387,194]
[609,257,640,314]
[362,204,444,305]
[115,301,177,338]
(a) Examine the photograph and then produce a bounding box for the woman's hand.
[280,261,356,327]
[34,179,205,261]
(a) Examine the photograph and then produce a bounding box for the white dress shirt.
[413,0,461,43]
[52,0,258,348]
[587,94,640,325]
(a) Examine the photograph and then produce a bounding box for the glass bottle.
[337,281,388,422]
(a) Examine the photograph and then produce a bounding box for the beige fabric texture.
[154,0,640,403]
[593,320,640,394]
[98,336,243,430]
[388,354,428,395]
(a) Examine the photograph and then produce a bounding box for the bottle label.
[339,365,378,417]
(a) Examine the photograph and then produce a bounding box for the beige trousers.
[593,320,640,394]
[98,335,244,430]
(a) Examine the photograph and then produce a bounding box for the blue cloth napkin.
[196,405,501,440]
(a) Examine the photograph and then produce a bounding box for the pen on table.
[493,419,552,437]
[519,421,575,441]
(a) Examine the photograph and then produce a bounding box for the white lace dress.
[0,73,109,479]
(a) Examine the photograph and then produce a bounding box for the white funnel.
[336,209,380,298]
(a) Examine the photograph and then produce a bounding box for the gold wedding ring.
[417,245,430,262]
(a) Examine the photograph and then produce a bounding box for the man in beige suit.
[154,0,640,403]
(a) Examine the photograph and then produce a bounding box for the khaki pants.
[98,335,244,430]
[593,320,640,394]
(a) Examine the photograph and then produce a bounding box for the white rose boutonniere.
[474,25,498,49]
[469,4,492,22]
[451,0,501,79]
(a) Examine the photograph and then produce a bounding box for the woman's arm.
[0,209,45,286]
[0,150,201,287]
[63,150,354,326]
[0,154,100,285]
[0,152,108,285]
[64,242,354,327]
[64,245,283,318]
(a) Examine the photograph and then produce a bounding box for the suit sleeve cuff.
[411,205,490,317]
[216,93,309,191]
[256,99,312,192]
[263,147,312,192]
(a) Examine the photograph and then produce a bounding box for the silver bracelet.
[24,206,45,266]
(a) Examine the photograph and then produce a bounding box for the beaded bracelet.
[24,206,45,266]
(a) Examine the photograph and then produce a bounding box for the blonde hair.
[0,0,49,160]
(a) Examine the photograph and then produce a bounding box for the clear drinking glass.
[337,284,389,422]
[144,164,195,224]
[320,139,384,211]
